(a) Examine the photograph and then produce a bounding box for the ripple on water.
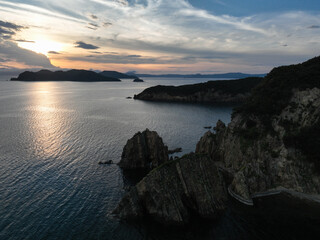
[0,80,234,240]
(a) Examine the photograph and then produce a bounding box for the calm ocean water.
[0,78,235,240]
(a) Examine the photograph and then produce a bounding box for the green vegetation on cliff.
[236,56,320,169]
[238,56,320,117]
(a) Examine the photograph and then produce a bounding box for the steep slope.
[134,77,263,103]
[118,129,169,171]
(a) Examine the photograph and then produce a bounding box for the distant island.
[132,72,266,79]
[11,69,121,82]
[133,78,144,82]
[134,77,263,103]
[99,71,136,79]
[8,70,266,82]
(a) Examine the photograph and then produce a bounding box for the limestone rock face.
[118,129,169,170]
[113,153,228,225]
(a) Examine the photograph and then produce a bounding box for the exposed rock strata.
[118,129,169,171]
[113,153,227,225]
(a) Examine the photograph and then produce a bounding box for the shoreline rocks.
[113,153,228,225]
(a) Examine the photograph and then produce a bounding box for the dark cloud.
[89,23,99,28]
[74,41,99,49]
[0,20,24,31]
[90,23,99,27]
[0,41,55,68]
[308,25,320,29]
[90,14,98,19]
[0,20,25,40]
[103,22,113,27]
[15,39,35,43]
[48,51,61,54]
[0,27,15,35]
[87,22,99,30]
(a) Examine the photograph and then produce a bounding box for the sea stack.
[118,129,169,171]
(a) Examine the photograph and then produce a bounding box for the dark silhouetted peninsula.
[99,71,136,79]
[11,69,121,82]
[134,77,263,103]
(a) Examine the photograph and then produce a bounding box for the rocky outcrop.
[134,77,262,103]
[219,87,320,201]
[118,129,169,171]
[196,120,226,160]
[195,57,320,204]
[133,78,144,82]
[113,153,228,225]
[114,56,320,226]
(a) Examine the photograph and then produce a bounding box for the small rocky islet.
[113,56,320,229]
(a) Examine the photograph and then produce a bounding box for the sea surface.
[0,78,237,240]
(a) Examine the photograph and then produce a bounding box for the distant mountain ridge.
[99,71,136,79]
[132,72,266,79]
[11,69,121,82]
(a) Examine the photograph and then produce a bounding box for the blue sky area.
[190,0,320,16]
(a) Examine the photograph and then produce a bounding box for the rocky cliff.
[113,153,227,225]
[118,129,169,171]
[134,77,262,103]
[114,56,320,225]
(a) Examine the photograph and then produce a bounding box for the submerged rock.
[113,153,228,225]
[118,129,169,171]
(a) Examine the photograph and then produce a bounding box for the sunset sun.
[18,39,63,56]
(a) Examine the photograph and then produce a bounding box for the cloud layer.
[0,0,319,73]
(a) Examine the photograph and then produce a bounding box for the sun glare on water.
[18,39,63,56]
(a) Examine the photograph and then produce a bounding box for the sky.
[0,0,319,74]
